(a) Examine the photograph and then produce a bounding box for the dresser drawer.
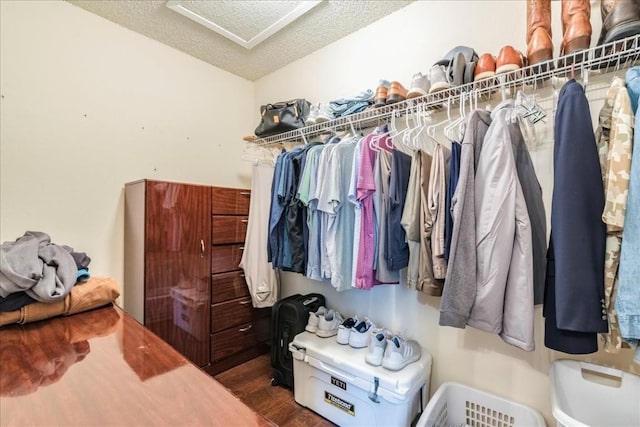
[211,296,254,333]
[212,187,250,215]
[212,216,248,244]
[211,271,249,304]
[211,244,243,274]
[210,317,270,363]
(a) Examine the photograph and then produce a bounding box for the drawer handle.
[239,300,251,305]
[241,219,248,223]
[239,325,253,332]
[239,247,245,251]
[240,192,251,196]
[239,273,245,277]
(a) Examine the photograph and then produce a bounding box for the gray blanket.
[0,231,77,303]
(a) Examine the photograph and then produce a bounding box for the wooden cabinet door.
[144,181,211,367]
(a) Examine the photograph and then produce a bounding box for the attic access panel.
[166,0,323,50]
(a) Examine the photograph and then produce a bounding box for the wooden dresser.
[124,179,269,375]
[209,186,270,374]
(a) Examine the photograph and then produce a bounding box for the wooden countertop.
[0,304,274,427]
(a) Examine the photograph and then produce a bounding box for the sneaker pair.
[407,72,431,98]
[306,307,344,338]
[336,317,376,347]
[306,103,333,126]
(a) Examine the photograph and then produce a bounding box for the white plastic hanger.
[444,92,466,142]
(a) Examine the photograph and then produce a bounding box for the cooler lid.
[290,331,431,401]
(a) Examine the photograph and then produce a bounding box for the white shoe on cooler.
[305,306,326,333]
[336,315,359,345]
[316,309,344,338]
[382,335,422,371]
[365,328,391,366]
[348,317,376,348]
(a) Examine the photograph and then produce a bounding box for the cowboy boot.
[527,0,553,71]
[598,0,640,45]
[560,0,592,58]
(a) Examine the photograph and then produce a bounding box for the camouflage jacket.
[595,76,634,352]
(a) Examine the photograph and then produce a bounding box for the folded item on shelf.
[0,276,120,326]
[329,88,374,117]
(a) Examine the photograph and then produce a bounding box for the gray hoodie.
[0,231,77,302]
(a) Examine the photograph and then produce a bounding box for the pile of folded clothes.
[329,88,375,118]
[0,231,120,326]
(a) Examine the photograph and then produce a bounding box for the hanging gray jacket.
[440,110,492,327]
[468,103,535,351]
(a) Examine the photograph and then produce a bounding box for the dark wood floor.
[214,354,336,427]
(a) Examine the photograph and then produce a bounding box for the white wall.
[254,1,637,424]
[0,0,255,305]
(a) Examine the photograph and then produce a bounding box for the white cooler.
[289,331,432,427]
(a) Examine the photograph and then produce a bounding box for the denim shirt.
[617,66,640,353]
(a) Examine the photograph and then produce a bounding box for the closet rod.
[250,33,640,146]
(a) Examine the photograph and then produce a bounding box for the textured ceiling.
[66,0,413,81]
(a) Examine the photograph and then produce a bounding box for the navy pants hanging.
[543,80,608,354]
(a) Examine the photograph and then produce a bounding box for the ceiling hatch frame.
[165,0,324,50]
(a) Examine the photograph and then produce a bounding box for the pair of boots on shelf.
[527,0,640,70]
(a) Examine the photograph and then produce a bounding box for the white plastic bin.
[416,382,546,427]
[550,359,640,427]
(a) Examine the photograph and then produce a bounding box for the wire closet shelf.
[249,34,640,146]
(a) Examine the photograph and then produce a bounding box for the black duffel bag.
[254,99,310,137]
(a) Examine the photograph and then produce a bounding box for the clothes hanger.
[397,106,416,150]
[400,105,420,151]
[387,110,402,141]
[411,103,429,151]
[368,126,383,152]
[424,100,450,152]
[444,92,466,142]
[299,129,309,145]
[370,124,395,152]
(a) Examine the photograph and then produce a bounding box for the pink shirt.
[355,134,378,289]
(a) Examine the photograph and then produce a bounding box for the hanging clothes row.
[260,67,640,357]
[267,130,418,292]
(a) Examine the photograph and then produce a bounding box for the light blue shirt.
[617,66,640,351]
[318,139,357,291]
[299,144,326,281]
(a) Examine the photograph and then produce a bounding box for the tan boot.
[527,0,553,70]
[560,0,592,59]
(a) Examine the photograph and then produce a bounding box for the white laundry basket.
[550,359,640,427]
[416,382,546,427]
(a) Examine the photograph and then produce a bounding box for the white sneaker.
[382,336,422,371]
[315,103,334,123]
[305,306,326,333]
[365,328,391,366]
[336,315,359,345]
[316,309,343,338]
[407,72,431,98]
[305,104,319,126]
[348,318,376,348]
